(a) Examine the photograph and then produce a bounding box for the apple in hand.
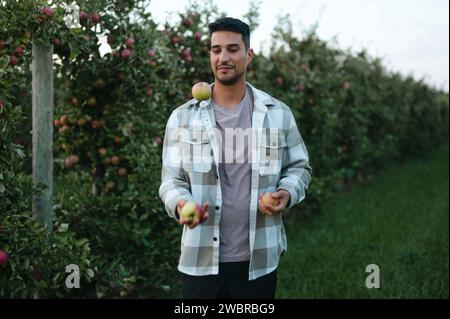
[180,201,197,222]
[191,82,211,101]
[178,200,208,227]
[261,192,280,207]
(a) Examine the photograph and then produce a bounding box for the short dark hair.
[208,17,250,49]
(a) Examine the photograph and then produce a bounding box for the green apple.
[191,82,211,101]
[180,201,197,221]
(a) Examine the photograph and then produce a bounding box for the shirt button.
[213,237,218,241]
[215,206,220,210]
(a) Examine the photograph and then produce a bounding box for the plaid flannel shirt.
[159,82,312,280]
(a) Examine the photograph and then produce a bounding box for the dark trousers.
[180,261,277,299]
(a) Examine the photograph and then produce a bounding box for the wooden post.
[32,43,53,232]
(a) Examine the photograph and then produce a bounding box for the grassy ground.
[277,143,449,298]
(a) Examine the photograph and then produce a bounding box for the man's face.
[210,31,253,85]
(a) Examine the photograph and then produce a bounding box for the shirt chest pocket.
[259,133,287,176]
[180,136,214,173]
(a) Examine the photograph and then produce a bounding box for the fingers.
[187,218,200,229]
[259,194,283,216]
[202,202,209,222]
[176,199,186,214]
[272,192,287,211]
[259,194,274,215]
[271,192,280,199]
[179,216,199,228]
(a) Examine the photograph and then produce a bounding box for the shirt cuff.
[276,186,296,209]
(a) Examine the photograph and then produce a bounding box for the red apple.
[14,46,25,57]
[111,155,120,165]
[113,136,122,145]
[10,55,18,66]
[153,136,162,147]
[194,31,202,41]
[69,154,79,164]
[0,249,9,266]
[42,7,53,18]
[117,168,128,176]
[95,79,106,89]
[181,48,190,57]
[106,181,115,191]
[53,119,60,127]
[90,13,101,24]
[121,49,132,60]
[182,17,193,27]
[77,118,87,126]
[71,97,79,106]
[60,114,68,125]
[91,120,102,129]
[59,125,69,134]
[79,10,88,22]
[171,35,182,45]
[64,157,73,168]
[124,38,135,49]
[276,76,283,85]
[146,87,153,97]
[53,37,61,49]
[147,49,156,57]
[98,147,107,156]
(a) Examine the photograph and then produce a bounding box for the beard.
[215,68,245,86]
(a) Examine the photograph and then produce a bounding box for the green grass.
[277,143,449,298]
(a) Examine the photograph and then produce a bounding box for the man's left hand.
[258,189,290,216]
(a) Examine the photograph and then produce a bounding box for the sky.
[147,0,449,92]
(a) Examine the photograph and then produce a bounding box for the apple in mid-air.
[191,82,211,101]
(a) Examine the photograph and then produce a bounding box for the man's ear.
[247,48,254,64]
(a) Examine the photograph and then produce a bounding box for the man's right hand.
[176,199,209,229]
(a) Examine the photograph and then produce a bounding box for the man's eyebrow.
[211,43,241,49]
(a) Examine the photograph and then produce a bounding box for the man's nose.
[218,51,230,64]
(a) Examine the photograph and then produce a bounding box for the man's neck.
[212,79,246,109]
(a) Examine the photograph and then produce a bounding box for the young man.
[159,17,312,299]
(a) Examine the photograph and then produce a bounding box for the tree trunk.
[32,43,54,232]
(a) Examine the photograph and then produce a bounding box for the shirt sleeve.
[158,111,194,220]
[277,109,312,209]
